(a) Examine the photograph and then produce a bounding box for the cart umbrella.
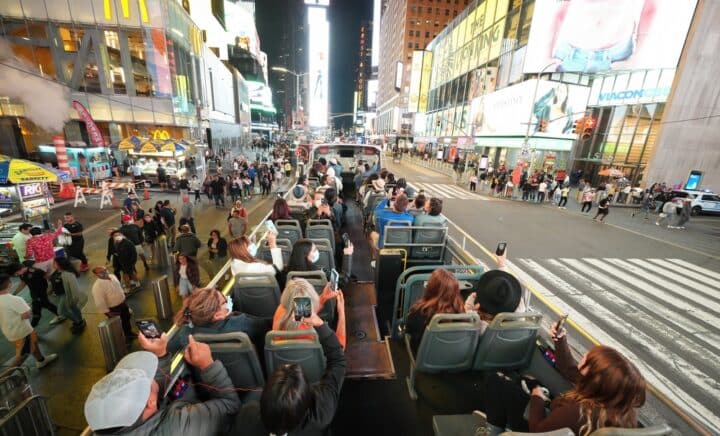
[598,168,625,178]
[0,155,70,184]
[161,140,186,152]
[113,136,145,150]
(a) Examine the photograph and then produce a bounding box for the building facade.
[376,0,468,137]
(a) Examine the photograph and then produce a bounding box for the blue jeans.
[553,37,635,73]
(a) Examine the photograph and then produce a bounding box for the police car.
[669,190,720,215]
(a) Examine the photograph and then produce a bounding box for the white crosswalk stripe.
[410,182,490,200]
[515,257,720,431]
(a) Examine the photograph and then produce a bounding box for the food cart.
[38,144,112,184]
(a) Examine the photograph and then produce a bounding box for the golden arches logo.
[104,0,149,23]
[152,130,171,140]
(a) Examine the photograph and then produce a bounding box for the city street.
[0,177,289,434]
[387,158,720,432]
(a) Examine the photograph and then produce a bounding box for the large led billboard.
[469,79,590,137]
[308,6,329,128]
[524,0,698,74]
[407,51,424,113]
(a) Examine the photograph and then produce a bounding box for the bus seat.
[499,429,574,436]
[410,225,447,260]
[306,219,335,253]
[405,313,481,400]
[256,238,292,266]
[473,312,543,372]
[391,265,485,340]
[265,330,327,383]
[275,219,302,246]
[288,206,308,228]
[232,274,281,319]
[432,414,487,436]
[588,425,673,436]
[286,270,336,324]
[309,238,335,273]
[192,332,265,390]
[364,193,386,230]
[384,221,413,246]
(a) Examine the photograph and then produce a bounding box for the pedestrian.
[558,186,569,209]
[190,175,201,204]
[260,171,272,197]
[631,192,654,220]
[0,273,58,368]
[581,188,594,213]
[142,213,162,264]
[25,220,64,274]
[91,266,135,340]
[211,175,226,207]
[229,175,242,203]
[178,175,189,197]
[179,195,196,234]
[173,254,200,300]
[207,229,228,277]
[11,223,33,262]
[129,202,145,226]
[175,224,202,258]
[227,208,248,239]
[469,174,478,192]
[203,175,213,203]
[674,199,692,230]
[9,260,63,327]
[120,215,149,271]
[50,257,87,333]
[107,230,140,290]
[157,164,168,191]
[160,200,177,247]
[593,196,610,223]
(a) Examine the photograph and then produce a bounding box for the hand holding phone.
[265,220,278,235]
[330,269,339,292]
[552,314,569,341]
[495,241,507,256]
[293,297,312,321]
[136,319,162,339]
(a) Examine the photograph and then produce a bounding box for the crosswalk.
[410,182,491,200]
[513,257,720,431]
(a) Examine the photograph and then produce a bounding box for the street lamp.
[522,61,559,165]
[271,67,309,129]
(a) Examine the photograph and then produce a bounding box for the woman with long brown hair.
[228,233,283,276]
[405,268,466,353]
[482,323,646,435]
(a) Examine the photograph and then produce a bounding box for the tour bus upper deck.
[309,143,383,176]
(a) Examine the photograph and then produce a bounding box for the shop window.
[519,1,534,46]
[445,9,450,15]
[505,10,520,42]
[33,46,56,79]
[58,26,84,52]
[426,31,430,37]
[126,31,154,97]
[104,31,126,94]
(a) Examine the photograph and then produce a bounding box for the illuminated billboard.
[407,51,424,113]
[469,79,590,137]
[418,51,433,113]
[247,81,275,111]
[308,6,329,128]
[524,0,698,74]
[394,61,403,90]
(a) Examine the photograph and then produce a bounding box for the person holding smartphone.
[481,319,647,435]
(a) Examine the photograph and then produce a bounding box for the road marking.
[411,182,488,200]
[518,258,720,431]
[627,258,720,302]
[665,258,720,281]
[646,258,720,290]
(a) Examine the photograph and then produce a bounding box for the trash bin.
[155,235,169,268]
[98,316,128,372]
[153,275,173,320]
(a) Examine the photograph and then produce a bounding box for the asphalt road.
[388,158,720,434]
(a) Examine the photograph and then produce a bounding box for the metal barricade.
[0,396,55,436]
[0,368,32,420]
[152,275,173,320]
[97,317,128,372]
[155,235,170,268]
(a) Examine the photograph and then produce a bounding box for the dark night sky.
[256,0,373,130]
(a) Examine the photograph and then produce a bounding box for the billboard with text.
[524,0,698,74]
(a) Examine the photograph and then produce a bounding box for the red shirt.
[25,228,62,262]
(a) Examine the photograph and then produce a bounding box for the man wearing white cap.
[84,333,240,434]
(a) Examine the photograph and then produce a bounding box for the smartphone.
[320,198,328,206]
[330,269,339,292]
[495,241,507,256]
[136,319,162,339]
[342,232,350,248]
[293,297,312,321]
[265,220,278,235]
[555,313,569,332]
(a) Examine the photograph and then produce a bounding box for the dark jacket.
[207,237,228,259]
[112,355,240,435]
[406,309,432,354]
[107,238,138,270]
[173,257,200,288]
[120,223,144,245]
[142,220,163,243]
[160,207,176,227]
[175,233,201,257]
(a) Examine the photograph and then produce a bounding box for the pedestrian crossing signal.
[539,119,548,132]
[582,117,596,139]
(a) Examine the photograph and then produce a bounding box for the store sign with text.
[588,69,675,106]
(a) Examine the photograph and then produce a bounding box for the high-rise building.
[376,0,468,136]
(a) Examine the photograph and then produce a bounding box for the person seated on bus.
[370,193,414,249]
[324,188,344,229]
[395,178,415,198]
[360,173,380,204]
[482,324,646,435]
[278,239,325,289]
[414,197,447,227]
[84,333,240,434]
[328,157,343,176]
[325,166,344,193]
[168,287,271,356]
[307,191,336,225]
[405,268,469,354]
[272,278,346,349]
[288,176,311,209]
[229,234,283,277]
[463,269,523,335]
[260,309,346,436]
[270,198,292,222]
[407,194,427,217]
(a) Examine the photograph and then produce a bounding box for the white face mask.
[309,249,320,264]
[248,243,258,257]
[114,236,123,242]
[314,199,322,208]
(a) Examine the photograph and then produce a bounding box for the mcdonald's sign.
[152,129,171,140]
[103,0,150,23]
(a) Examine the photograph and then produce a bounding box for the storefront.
[38,145,111,183]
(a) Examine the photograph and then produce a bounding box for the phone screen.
[330,269,339,292]
[555,314,569,332]
[265,220,278,234]
[342,232,350,248]
[136,319,162,339]
[496,242,507,256]
[293,297,312,321]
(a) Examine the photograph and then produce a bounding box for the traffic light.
[582,117,596,139]
[572,117,584,135]
[539,119,548,132]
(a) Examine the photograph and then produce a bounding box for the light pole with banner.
[271,67,309,130]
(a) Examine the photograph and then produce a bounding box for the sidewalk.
[398,155,720,259]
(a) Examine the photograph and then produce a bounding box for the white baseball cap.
[84,351,158,430]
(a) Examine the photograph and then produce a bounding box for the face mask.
[248,243,258,257]
[225,296,234,313]
[314,200,322,208]
[310,250,320,264]
[114,236,123,242]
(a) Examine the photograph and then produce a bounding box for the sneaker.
[48,316,66,326]
[655,222,660,226]
[36,353,58,369]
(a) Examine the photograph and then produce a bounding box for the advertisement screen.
[469,79,590,137]
[408,51,424,113]
[395,61,403,90]
[308,6,329,128]
[524,0,698,73]
[246,81,273,108]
